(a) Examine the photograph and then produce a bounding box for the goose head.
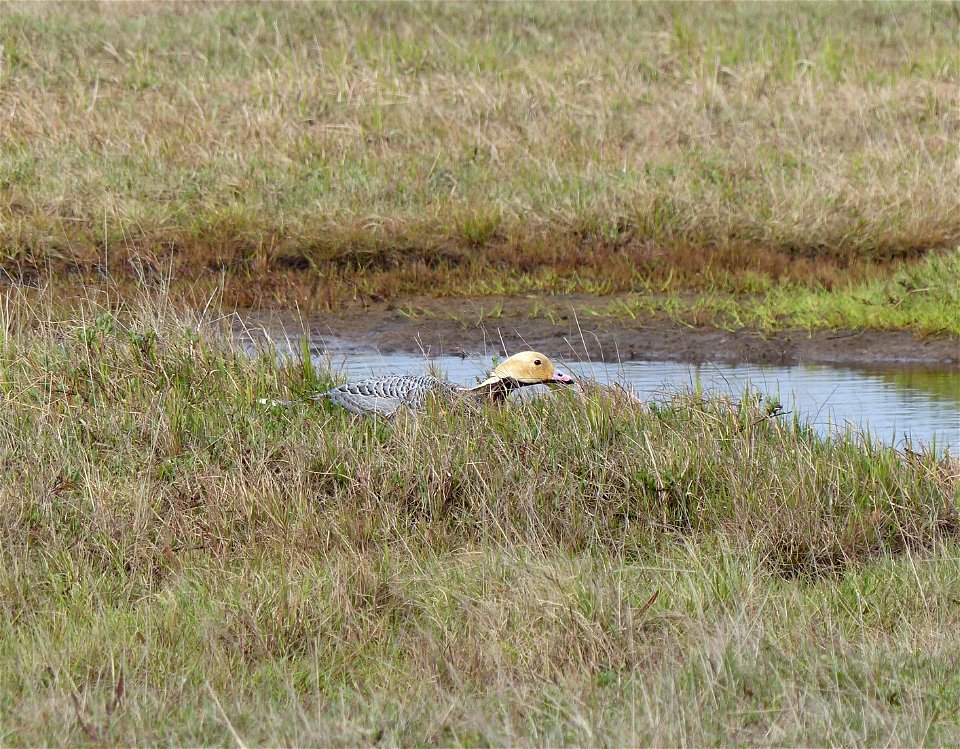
[475,351,574,390]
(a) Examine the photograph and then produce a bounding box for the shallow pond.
[249,336,959,454]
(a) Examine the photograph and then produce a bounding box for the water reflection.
[250,336,959,454]
[870,368,960,406]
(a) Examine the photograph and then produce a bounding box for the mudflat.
[239,295,960,368]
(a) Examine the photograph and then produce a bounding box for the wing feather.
[323,374,459,415]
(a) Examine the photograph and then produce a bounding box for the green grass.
[0,2,958,322]
[602,246,960,336]
[1,3,957,743]
[0,293,957,745]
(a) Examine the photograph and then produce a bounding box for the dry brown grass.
[0,2,957,307]
[0,291,957,744]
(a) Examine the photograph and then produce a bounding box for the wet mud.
[237,295,960,368]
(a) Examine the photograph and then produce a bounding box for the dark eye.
[533,359,542,366]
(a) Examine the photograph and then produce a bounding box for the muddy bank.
[237,295,960,368]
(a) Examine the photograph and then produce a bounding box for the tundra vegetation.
[0,294,957,745]
[0,3,958,746]
[0,2,958,330]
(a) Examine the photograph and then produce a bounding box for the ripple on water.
[247,337,959,454]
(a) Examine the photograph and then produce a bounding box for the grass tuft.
[0,2,957,318]
[0,292,957,744]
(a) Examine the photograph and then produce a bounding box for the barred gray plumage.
[323,374,462,417]
[259,350,574,417]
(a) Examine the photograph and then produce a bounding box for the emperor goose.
[264,350,574,417]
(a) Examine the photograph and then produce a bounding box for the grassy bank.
[409,246,960,336]
[0,295,957,744]
[606,246,960,335]
[1,2,958,321]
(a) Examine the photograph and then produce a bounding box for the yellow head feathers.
[477,351,574,387]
